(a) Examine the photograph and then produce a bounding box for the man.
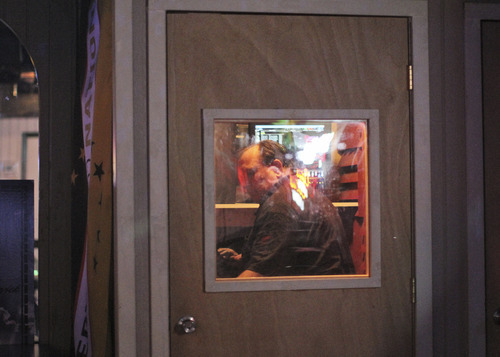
[218,140,354,277]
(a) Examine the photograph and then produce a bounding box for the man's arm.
[237,270,264,278]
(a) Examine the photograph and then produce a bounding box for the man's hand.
[238,269,263,278]
[217,248,242,261]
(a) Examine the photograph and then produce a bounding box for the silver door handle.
[176,315,196,334]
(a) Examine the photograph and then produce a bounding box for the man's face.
[238,145,281,202]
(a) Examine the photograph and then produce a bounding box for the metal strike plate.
[494,308,500,325]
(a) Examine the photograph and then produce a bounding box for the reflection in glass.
[0,19,39,345]
[214,120,369,279]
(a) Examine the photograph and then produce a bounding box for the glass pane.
[0,19,39,344]
[204,109,380,291]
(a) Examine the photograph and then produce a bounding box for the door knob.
[494,308,500,325]
[176,315,197,334]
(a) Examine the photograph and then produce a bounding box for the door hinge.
[411,277,416,304]
[408,65,413,91]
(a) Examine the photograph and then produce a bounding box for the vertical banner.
[74,0,99,355]
[81,0,100,183]
[86,0,114,355]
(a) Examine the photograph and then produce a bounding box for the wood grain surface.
[168,13,411,356]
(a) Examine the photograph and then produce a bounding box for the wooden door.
[482,20,500,357]
[168,13,412,356]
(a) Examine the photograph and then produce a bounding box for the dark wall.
[0,0,79,355]
[428,0,500,355]
[429,0,467,354]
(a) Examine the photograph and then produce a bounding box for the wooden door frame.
[464,4,500,356]
[113,1,431,356]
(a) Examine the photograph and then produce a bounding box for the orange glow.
[295,168,311,188]
[290,169,312,200]
[290,179,307,200]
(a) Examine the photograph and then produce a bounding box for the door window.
[204,109,381,291]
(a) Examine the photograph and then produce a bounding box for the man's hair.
[258,140,292,167]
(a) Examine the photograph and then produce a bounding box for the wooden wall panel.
[482,20,500,357]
